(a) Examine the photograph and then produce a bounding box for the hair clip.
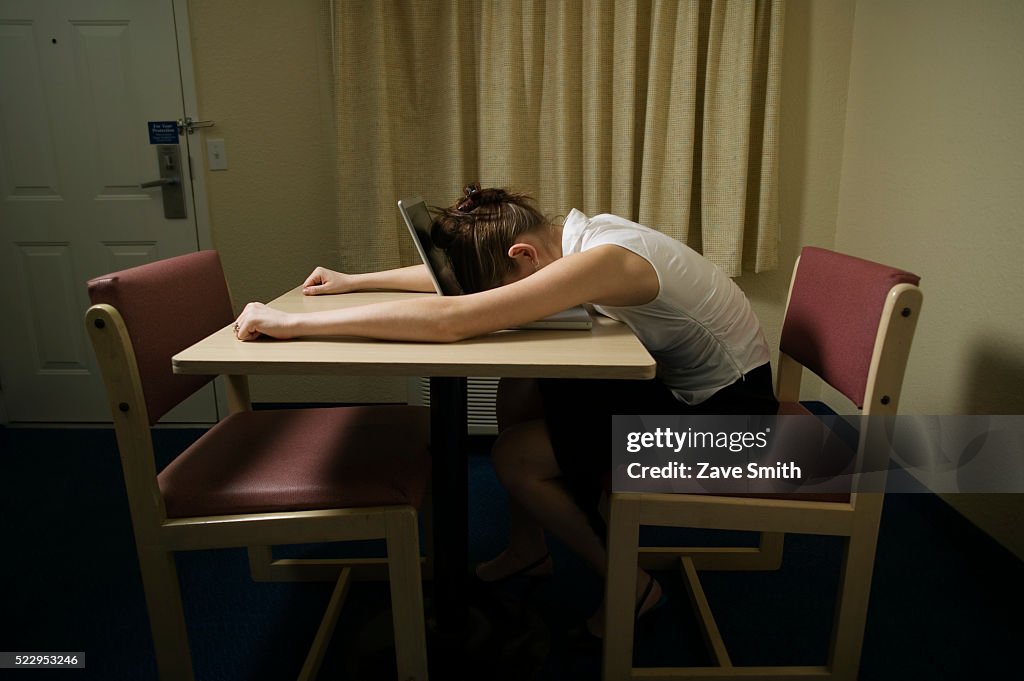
[456,182,481,212]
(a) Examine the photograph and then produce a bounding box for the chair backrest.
[780,247,921,410]
[86,250,234,425]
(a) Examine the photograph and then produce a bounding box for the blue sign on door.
[148,121,179,144]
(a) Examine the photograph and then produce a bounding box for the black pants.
[536,364,778,537]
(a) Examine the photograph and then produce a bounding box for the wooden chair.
[603,246,923,681]
[85,251,430,681]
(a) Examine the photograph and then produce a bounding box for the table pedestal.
[428,376,470,636]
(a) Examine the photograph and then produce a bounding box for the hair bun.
[431,186,510,248]
[474,187,508,207]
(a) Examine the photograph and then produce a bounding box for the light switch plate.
[207,138,228,171]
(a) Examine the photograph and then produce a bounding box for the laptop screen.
[398,198,463,296]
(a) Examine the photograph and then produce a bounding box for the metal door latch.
[177,116,215,135]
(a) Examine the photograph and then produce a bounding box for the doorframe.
[172,0,214,253]
[172,0,228,419]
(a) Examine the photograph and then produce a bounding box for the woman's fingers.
[301,266,352,296]
[234,302,265,341]
[302,267,326,294]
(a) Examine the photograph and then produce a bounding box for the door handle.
[142,144,186,219]
[140,177,180,188]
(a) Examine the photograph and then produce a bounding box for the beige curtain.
[331,0,783,276]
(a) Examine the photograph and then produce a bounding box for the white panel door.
[0,0,216,423]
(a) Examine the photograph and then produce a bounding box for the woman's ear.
[507,243,539,267]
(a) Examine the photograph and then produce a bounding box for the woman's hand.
[233,302,297,341]
[302,266,356,295]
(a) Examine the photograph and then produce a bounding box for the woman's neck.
[544,221,564,261]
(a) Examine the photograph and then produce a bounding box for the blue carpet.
[0,422,1020,680]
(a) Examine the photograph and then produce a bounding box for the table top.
[172,288,656,379]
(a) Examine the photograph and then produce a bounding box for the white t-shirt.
[562,209,771,405]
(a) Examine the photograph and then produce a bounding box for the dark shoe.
[565,620,602,653]
[471,553,553,626]
[471,552,552,588]
[634,573,666,619]
[566,574,667,652]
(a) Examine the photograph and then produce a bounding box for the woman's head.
[431,184,554,293]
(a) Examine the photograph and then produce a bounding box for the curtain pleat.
[332,0,783,275]
[638,0,699,248]
[701,0,755,274]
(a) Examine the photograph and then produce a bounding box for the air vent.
[409,377,499,435]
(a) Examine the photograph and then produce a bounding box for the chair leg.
[386,508,430,681]
[297,568,352,681]
[420,485,435,582]
[828,502,883,681]
[756,531,785,570]
[136,547,194,681]
[247,545,275,581]
[603,495,641,681]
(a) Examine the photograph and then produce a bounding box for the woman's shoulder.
[565,213,629,255]
[567,210,643,238]
[587,212,639,228]
[573,212,680,249]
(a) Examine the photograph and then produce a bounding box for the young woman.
[233,184,778,639]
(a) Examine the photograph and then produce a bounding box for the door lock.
[140,144,186,219]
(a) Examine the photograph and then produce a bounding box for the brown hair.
[430,184,550,294]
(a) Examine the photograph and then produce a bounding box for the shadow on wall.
[940,336,1024,560]
[776,0,811,276]
[966,337,1024,415]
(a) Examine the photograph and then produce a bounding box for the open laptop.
[398,198,592,330]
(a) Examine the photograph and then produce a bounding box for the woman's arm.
[238,245,658,342]
[302,264,435,295]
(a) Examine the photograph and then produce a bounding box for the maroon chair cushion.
[87,251,234,425]
[707,401,852,503]
[745,400,850,503]
[605,401,852,504]
[780,247,919,409]
[158,405,431,518]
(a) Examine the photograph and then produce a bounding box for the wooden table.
[173,288,656,640]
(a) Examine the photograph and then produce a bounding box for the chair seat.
[776,400,811,416]
[668,401,850,504]
[740,400,849,503]
[688,403,856,503]
[158,406,430,518]
[606,401,851,504]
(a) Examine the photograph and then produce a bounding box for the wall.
[187,0,407,403]
[834,0,1024,558]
